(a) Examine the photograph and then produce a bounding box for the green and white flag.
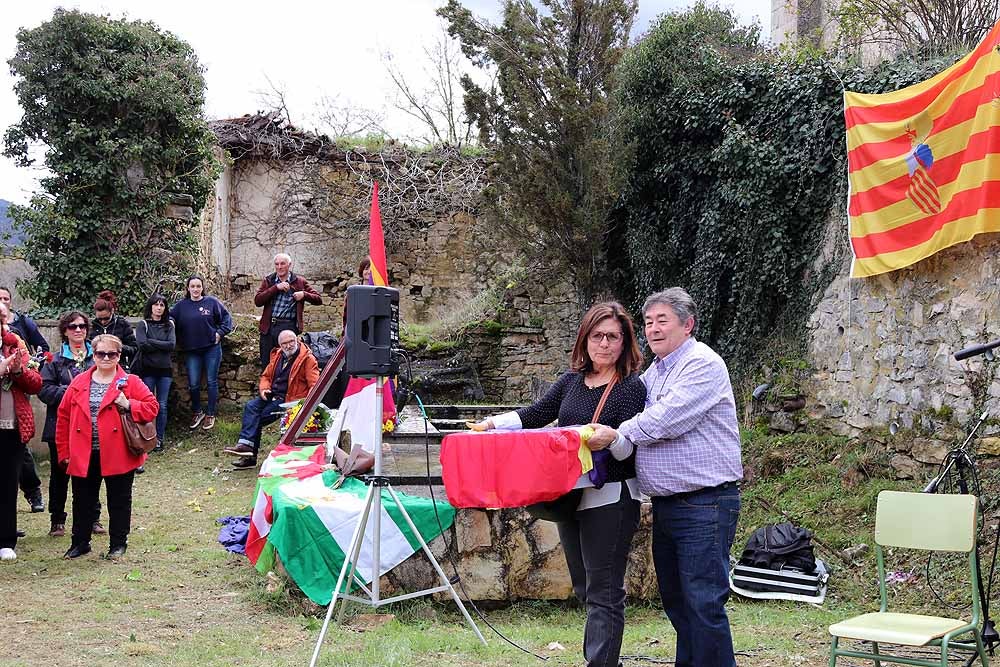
[264,469,455,605]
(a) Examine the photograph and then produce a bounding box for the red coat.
[55,367,158,477]
[4,336,42,443]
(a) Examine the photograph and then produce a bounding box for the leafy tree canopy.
[3,9,218,315]
[439,0,637,301]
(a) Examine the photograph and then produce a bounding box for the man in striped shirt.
[589,287,743,667]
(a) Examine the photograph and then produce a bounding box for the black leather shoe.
[135,465,145,475]
[232,457,258,470]
[16,529,25,538]
[64,543,92,559]
[106,545,127,560]
[27,489,44,513]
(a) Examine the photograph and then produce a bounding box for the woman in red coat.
[0,302,42,562]
[56,334,158,560]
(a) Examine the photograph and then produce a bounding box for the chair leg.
[976,631,991,667]
[829,636,839,667]
[872,641,881,667]
[941,642,948,667]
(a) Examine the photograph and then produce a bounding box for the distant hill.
[0,200,24,247]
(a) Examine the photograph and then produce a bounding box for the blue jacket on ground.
[170,296,233,352]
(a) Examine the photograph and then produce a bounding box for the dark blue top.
[169,296,233,352]
[9,311,49,353]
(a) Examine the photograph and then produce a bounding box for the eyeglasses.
[66,323,88,331]
[94,351,120,360]
[589,331,623,344]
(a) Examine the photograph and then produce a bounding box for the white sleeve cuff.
[490,411,522,431]
[608,431,634,461]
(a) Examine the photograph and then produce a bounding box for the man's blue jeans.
[141,375,172,441]
[184,343,222,416]
[238,396,286,455]
[651,483,740,667]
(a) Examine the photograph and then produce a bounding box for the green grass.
[3,419,973,666]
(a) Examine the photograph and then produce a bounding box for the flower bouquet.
[279,400,335,435]
[27,350,53,371]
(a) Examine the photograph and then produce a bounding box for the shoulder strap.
[591,375,618,423]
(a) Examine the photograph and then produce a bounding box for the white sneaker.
[0,547,16,561]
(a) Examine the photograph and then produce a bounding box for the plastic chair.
[828,490,990,667]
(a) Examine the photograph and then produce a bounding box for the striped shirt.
[90,379,111,450]
[617,337,743,497]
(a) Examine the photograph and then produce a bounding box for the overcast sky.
[0,0,772,204]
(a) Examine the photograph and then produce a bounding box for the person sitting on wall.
[223,329,320,470]
[254,253,323,369]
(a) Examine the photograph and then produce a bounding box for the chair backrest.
[874,491,977,552]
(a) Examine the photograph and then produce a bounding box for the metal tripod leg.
[309,482,376,667]
[336,483,378,624]
[384,484,487,645]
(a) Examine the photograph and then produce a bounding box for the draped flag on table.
[342,181,397,453]
[246,444,455,604]
[845,20,1000,278]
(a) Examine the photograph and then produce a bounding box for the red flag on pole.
[341,181,397,450]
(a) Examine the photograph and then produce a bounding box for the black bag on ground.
[301,331,339,369]
[738,522,817,574]
[301,331,348,409]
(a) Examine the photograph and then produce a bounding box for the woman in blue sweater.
[169,276,232,431]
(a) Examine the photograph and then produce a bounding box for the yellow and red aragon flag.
[846,20,1000,278]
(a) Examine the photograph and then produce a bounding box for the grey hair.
[642,288,698,334]
[274,252,292,264]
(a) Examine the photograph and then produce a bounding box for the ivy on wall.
[611,2,965,381]
[3,9,218,316]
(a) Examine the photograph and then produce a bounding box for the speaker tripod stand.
[309,377,486,667]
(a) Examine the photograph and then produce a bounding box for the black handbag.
[524,375,617,522]
[525,488,584,522]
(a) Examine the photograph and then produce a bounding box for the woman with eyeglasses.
[170,276,233,432]
[467,302,646,667]
[56,334,158,560]
[133,294,175,452]
[89,290,138,369]
[39,311,104,539]
[0,302,42,562]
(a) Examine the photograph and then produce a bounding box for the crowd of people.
[0,252,326,563]
[0,254,744,666]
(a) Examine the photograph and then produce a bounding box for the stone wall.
[805,232,1000,445]
[384,503,659,602]
[199,152,581,402]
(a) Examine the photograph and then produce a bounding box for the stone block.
[455,510,492,552]
[910,438,948,465]
[454,553,507,601]
[979,437,1000,456]
[890,454,920,480]
[768,412,797,433]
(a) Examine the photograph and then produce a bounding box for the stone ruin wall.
[198,154,580,404]
[804,224,1000,477]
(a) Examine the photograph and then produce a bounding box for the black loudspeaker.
[345,285,400,377]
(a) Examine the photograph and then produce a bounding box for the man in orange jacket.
[223,330,319,470]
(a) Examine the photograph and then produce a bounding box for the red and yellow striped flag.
[846,21,1000,278]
